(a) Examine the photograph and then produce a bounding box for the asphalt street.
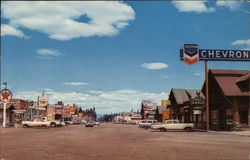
[1,123,250,160]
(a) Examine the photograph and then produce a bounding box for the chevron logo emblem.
[183,44,199,65]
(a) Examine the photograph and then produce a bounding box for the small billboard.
[141,100,157,111]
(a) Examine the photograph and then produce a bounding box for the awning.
[13,110,26,113]
[183,106,190,109]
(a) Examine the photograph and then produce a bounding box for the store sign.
[161,100,171,106]
[193,110,202,115]
[162,110,171,120]
[142,100,157,111]
[190,92,205,106]
[0,89,12,103]
[39,97,48,107]
[180,44,250,65]
[182,44,199,65]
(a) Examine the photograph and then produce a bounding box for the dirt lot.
[1,123,250,160]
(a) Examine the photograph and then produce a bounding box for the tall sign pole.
[205,61,209,131]
[1,82,12,128]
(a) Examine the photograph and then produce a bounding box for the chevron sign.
[182,44,199,65]
[180,44,250,65]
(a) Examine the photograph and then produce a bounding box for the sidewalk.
[208,130,250,136]
[195,128,250,136]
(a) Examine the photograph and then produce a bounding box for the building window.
[211,110,218,125]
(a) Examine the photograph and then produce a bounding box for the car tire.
[41,125,47,128]
[23,124,29,128]
[160,128,166,132]
[185,127,193,132]
[50,123,56,128]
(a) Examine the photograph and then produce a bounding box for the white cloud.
[216,1,240,10]
[172,1,215,13]
[231,39,250,46]
[1,1,135,40]
[37,49,62,57]
[15,89,168,114]
[1,24,28,38]
[63,82,89,86]
[194,72,202,76]
[142,62,168,70]
[231,39,250,50]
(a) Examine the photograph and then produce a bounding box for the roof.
[210,69,250,96]
[171,88,204,105]
[210,69,248,75]
[236,72,250,83]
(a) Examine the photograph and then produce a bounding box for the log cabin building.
[202,69,250,130]
[168,88,206,129]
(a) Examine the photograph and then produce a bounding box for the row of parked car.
[62,118,100,127]
[113,121,137,125]
[138,119,195,132]
[21,117,100,128]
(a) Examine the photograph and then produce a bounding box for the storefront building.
[155,105,171,122]
[0,104,15,126]
[202,69,250,130]
[168,88,206,129]
[0,99,29,126]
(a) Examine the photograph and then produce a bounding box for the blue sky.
[1,1,250,114]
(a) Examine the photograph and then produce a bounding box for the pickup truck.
[22,117,63,128]
[151,119,194,132]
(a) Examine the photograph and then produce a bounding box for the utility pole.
[2,82,7,127]
[205,61,210,131]
[1,82,12,128]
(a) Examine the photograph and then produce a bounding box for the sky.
[1,1,250,114]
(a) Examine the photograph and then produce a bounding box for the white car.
[94,121,100,126]
[151,119,194,132]
[85,121,95,127]
[139,120,158,129]
[22,117,62,128]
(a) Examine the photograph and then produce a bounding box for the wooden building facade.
[168,88,206,129]
[202,69,250,130]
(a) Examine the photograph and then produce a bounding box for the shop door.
[219,109,226,130]
[239,108,248,125]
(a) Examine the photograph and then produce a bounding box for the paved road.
[1,123,250,160]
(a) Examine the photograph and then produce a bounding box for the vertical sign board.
[39,96,48,107]
[0,89,12,128]
[180,44,250,130]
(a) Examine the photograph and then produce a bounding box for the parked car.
[58,121,66,127]
[139,120,158,129]
[72,119,82,125]
[126,121,136,125]
[63,118,73,125]
[151,119,194,132]
[22,117,61,128]
[81,120,87,124]
[94,121,100,126]
[85,121,95,127]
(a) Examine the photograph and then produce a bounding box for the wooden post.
[3,102,7,128]
[205,61,209,131]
